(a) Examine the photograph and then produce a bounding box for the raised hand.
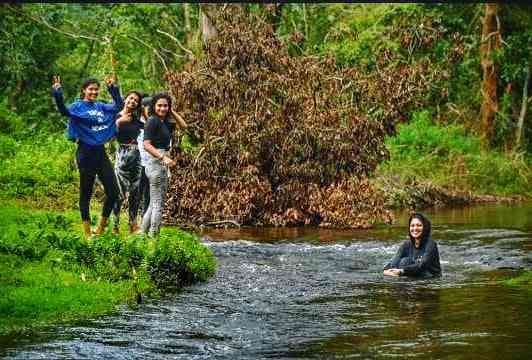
[105,73,117,87]
[52,75,62,90]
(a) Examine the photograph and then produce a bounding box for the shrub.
[0,205,216,288]
[0,133,77,206]
[166,6,392,228]
[148,228,216,288]
[380,110,532,196]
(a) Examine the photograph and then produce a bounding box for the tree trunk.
[8,79,24,111]
[479,4,502,148]
[183,3,192,45]
[200,5,218,44]
[515,67,530,149]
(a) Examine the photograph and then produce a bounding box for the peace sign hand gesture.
[105,73,117,87]
[52,75,62,90]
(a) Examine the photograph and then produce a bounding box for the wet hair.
[408,212,432,243]
[124,90,143,121]
[80,78,100,99]
[149,92,172,120]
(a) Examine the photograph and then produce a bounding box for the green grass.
[377,110,532,197]
[502,271,532,290]
[0,254,131,335]
[0,132,78,208]
[0,204,216,336]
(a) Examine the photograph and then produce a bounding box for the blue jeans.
[140,150,169,237]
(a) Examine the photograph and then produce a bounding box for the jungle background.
[1,3,531,228]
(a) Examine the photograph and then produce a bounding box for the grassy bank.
[501,271,532,291]
[0,203,216,336]
[376,110,532,208]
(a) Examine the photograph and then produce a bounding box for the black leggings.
[76,143,120,222]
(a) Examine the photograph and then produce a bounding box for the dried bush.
[164,6,393,228]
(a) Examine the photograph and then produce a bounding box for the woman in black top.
[383,212,442,277]
[112,90,144,234]
[140,93,178,237]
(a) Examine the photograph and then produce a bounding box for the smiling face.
[154,98,169,118]
[409,217,424,242]
[82,83,100,102]
[125,93,140,111]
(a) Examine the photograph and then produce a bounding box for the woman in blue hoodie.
[52,75,123,237]
[383,212,442,277]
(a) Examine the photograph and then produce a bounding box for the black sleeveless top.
[116,118,143,144]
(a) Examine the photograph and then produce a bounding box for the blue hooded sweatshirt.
[52,84,123,146]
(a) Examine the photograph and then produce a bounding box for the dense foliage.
[0,4,530,219]
[0,205,216,288]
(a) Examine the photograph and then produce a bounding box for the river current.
[3,204,532,359]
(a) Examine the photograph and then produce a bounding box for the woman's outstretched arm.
[51,75,71,117]
[102,74,124,113]
[384,241,407,270]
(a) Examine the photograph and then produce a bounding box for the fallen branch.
[202,220,241,227]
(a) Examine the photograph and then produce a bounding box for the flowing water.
[2,204,532,359]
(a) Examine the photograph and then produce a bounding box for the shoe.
[82,221,92,238]
[129,222,140,234]
[94,217,109,236]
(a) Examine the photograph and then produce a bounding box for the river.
[2,204,532,359]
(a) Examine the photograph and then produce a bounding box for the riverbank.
[0,203,216,337]
[375,111,532,209]
[502,271,532,292]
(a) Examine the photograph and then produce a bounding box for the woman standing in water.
[383,212,442,277]
[52,75,123,237]
[140,93,178,237]
[112,90,144,234]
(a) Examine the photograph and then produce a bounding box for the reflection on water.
[2,204,532,359]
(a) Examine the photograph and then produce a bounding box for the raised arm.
[102,75,124,113]
[51,75,70,117]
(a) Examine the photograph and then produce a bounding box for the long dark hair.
[80,77,100,99]
[149,92,172,121]
[408,212,432,244]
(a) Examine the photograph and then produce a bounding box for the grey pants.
[113,145,142,227]
[141,150,169,237]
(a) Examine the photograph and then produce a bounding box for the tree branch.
[156,29,195,59]
[7,5,103,42]
[202,220,241,227]
[124,34,169,73]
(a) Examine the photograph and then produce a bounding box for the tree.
[515,67,530,149]
[479,4,502,148]
[200,5,218,43]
